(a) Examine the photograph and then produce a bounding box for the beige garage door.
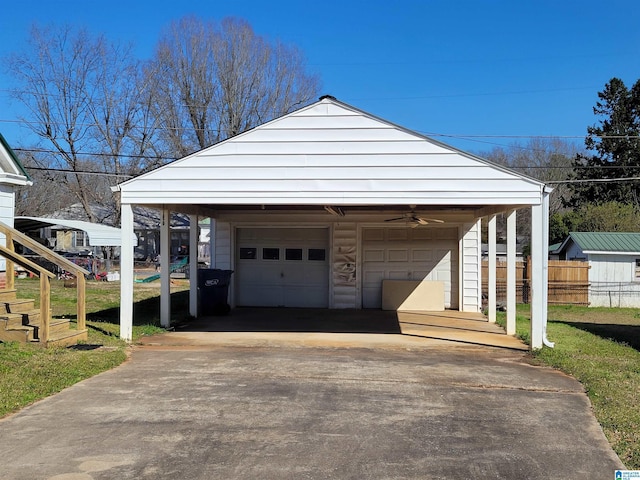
[235,227,329,308]
[362,226,459,309]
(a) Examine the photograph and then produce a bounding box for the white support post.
[160,208,171,328]
[506,210,517,335]
[119,203,134,342]
[488,214,497,323]
[189,214,198,318]
[530,192,551,350]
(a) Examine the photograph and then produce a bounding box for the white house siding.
[214,221,232,270]
[0,185,15,271]
[460,221,482,312]
[588,253,640,307]
[332,222,358,308]
[118,100,544,208]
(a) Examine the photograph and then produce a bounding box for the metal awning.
[15,217,137,247]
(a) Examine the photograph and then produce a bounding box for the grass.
[0,277,189,418]
[498,304,640,469]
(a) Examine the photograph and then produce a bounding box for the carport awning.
[15,216,138,247]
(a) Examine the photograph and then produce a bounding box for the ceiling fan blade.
[384,217,406,222]
[422,218,445,224]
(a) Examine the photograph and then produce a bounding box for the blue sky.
[1,0,639,153]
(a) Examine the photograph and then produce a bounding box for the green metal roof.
[569,231,640,253]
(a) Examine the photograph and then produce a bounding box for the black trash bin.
[198,269,234,315]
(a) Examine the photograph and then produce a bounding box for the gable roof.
[0,133,32,185]
[115,96,547,207]
[556,232,640,255]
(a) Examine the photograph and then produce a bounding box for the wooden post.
[76,274,86,331]
[6,231,14,291]
[40,274,50,344]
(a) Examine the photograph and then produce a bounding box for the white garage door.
[362,227,459,309]
[235,227,329,307]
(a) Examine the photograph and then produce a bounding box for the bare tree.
[6,24,162,223]
[483,138,582,215]
[147,16,321,156]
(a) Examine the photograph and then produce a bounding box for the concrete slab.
[140,308,527,351]
[0,346,623,479]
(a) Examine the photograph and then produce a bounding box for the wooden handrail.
[0,222,89,276]
[0,221,88,343]
[0,245,55,343]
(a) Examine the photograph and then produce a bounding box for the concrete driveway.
[0,341,624,479]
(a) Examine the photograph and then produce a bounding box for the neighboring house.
[13,216,135,257]
[551,231,640,307]
[0,134,32,274]
[114,95,552,348]
[17,203,191,260]
[481,243,524,262]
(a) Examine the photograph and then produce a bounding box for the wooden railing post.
[76,274,86,331]
[5,231,14,291]
[40,274,51,344]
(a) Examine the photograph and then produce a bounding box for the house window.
[239,248,257,260]
[285,248,303,261]
[308,248,326,261]
[635,259,640,281]
[263,248,280,260]
[73,231,88,248]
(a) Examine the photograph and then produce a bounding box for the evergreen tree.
[569,78,640,207]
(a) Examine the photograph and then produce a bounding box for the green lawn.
[498,304,640,469]
[0,278,189,418]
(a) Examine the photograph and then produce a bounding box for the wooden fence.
[481,259,590,305]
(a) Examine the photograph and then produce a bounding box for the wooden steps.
[0,289,87,348]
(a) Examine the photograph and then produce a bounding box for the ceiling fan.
[384,212,445,228]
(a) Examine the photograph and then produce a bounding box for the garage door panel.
[364,249,385,262]
[412,249,432,262]
[388,249,409,262]
[362,227,459,309]
[236,228,329,308]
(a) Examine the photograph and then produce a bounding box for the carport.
[114,96,552,349]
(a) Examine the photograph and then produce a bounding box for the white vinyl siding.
[461,221,481,312]
[0,185,15,271]
[214,221,232,270]
[588,254,640,307]
[119,100,544,207]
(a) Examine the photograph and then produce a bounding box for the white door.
[235,227,329,307]
[362,226,459,309]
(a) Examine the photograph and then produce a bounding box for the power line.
[546,177,640,184]
[13,147,173,162]
[26,166,134,178]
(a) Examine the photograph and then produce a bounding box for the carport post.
[530,190,551,350]
[119,203,134,342]
[506,209,517,335]
[487,214,497,323]
[160,208,171,328]
[189,214,198,317]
